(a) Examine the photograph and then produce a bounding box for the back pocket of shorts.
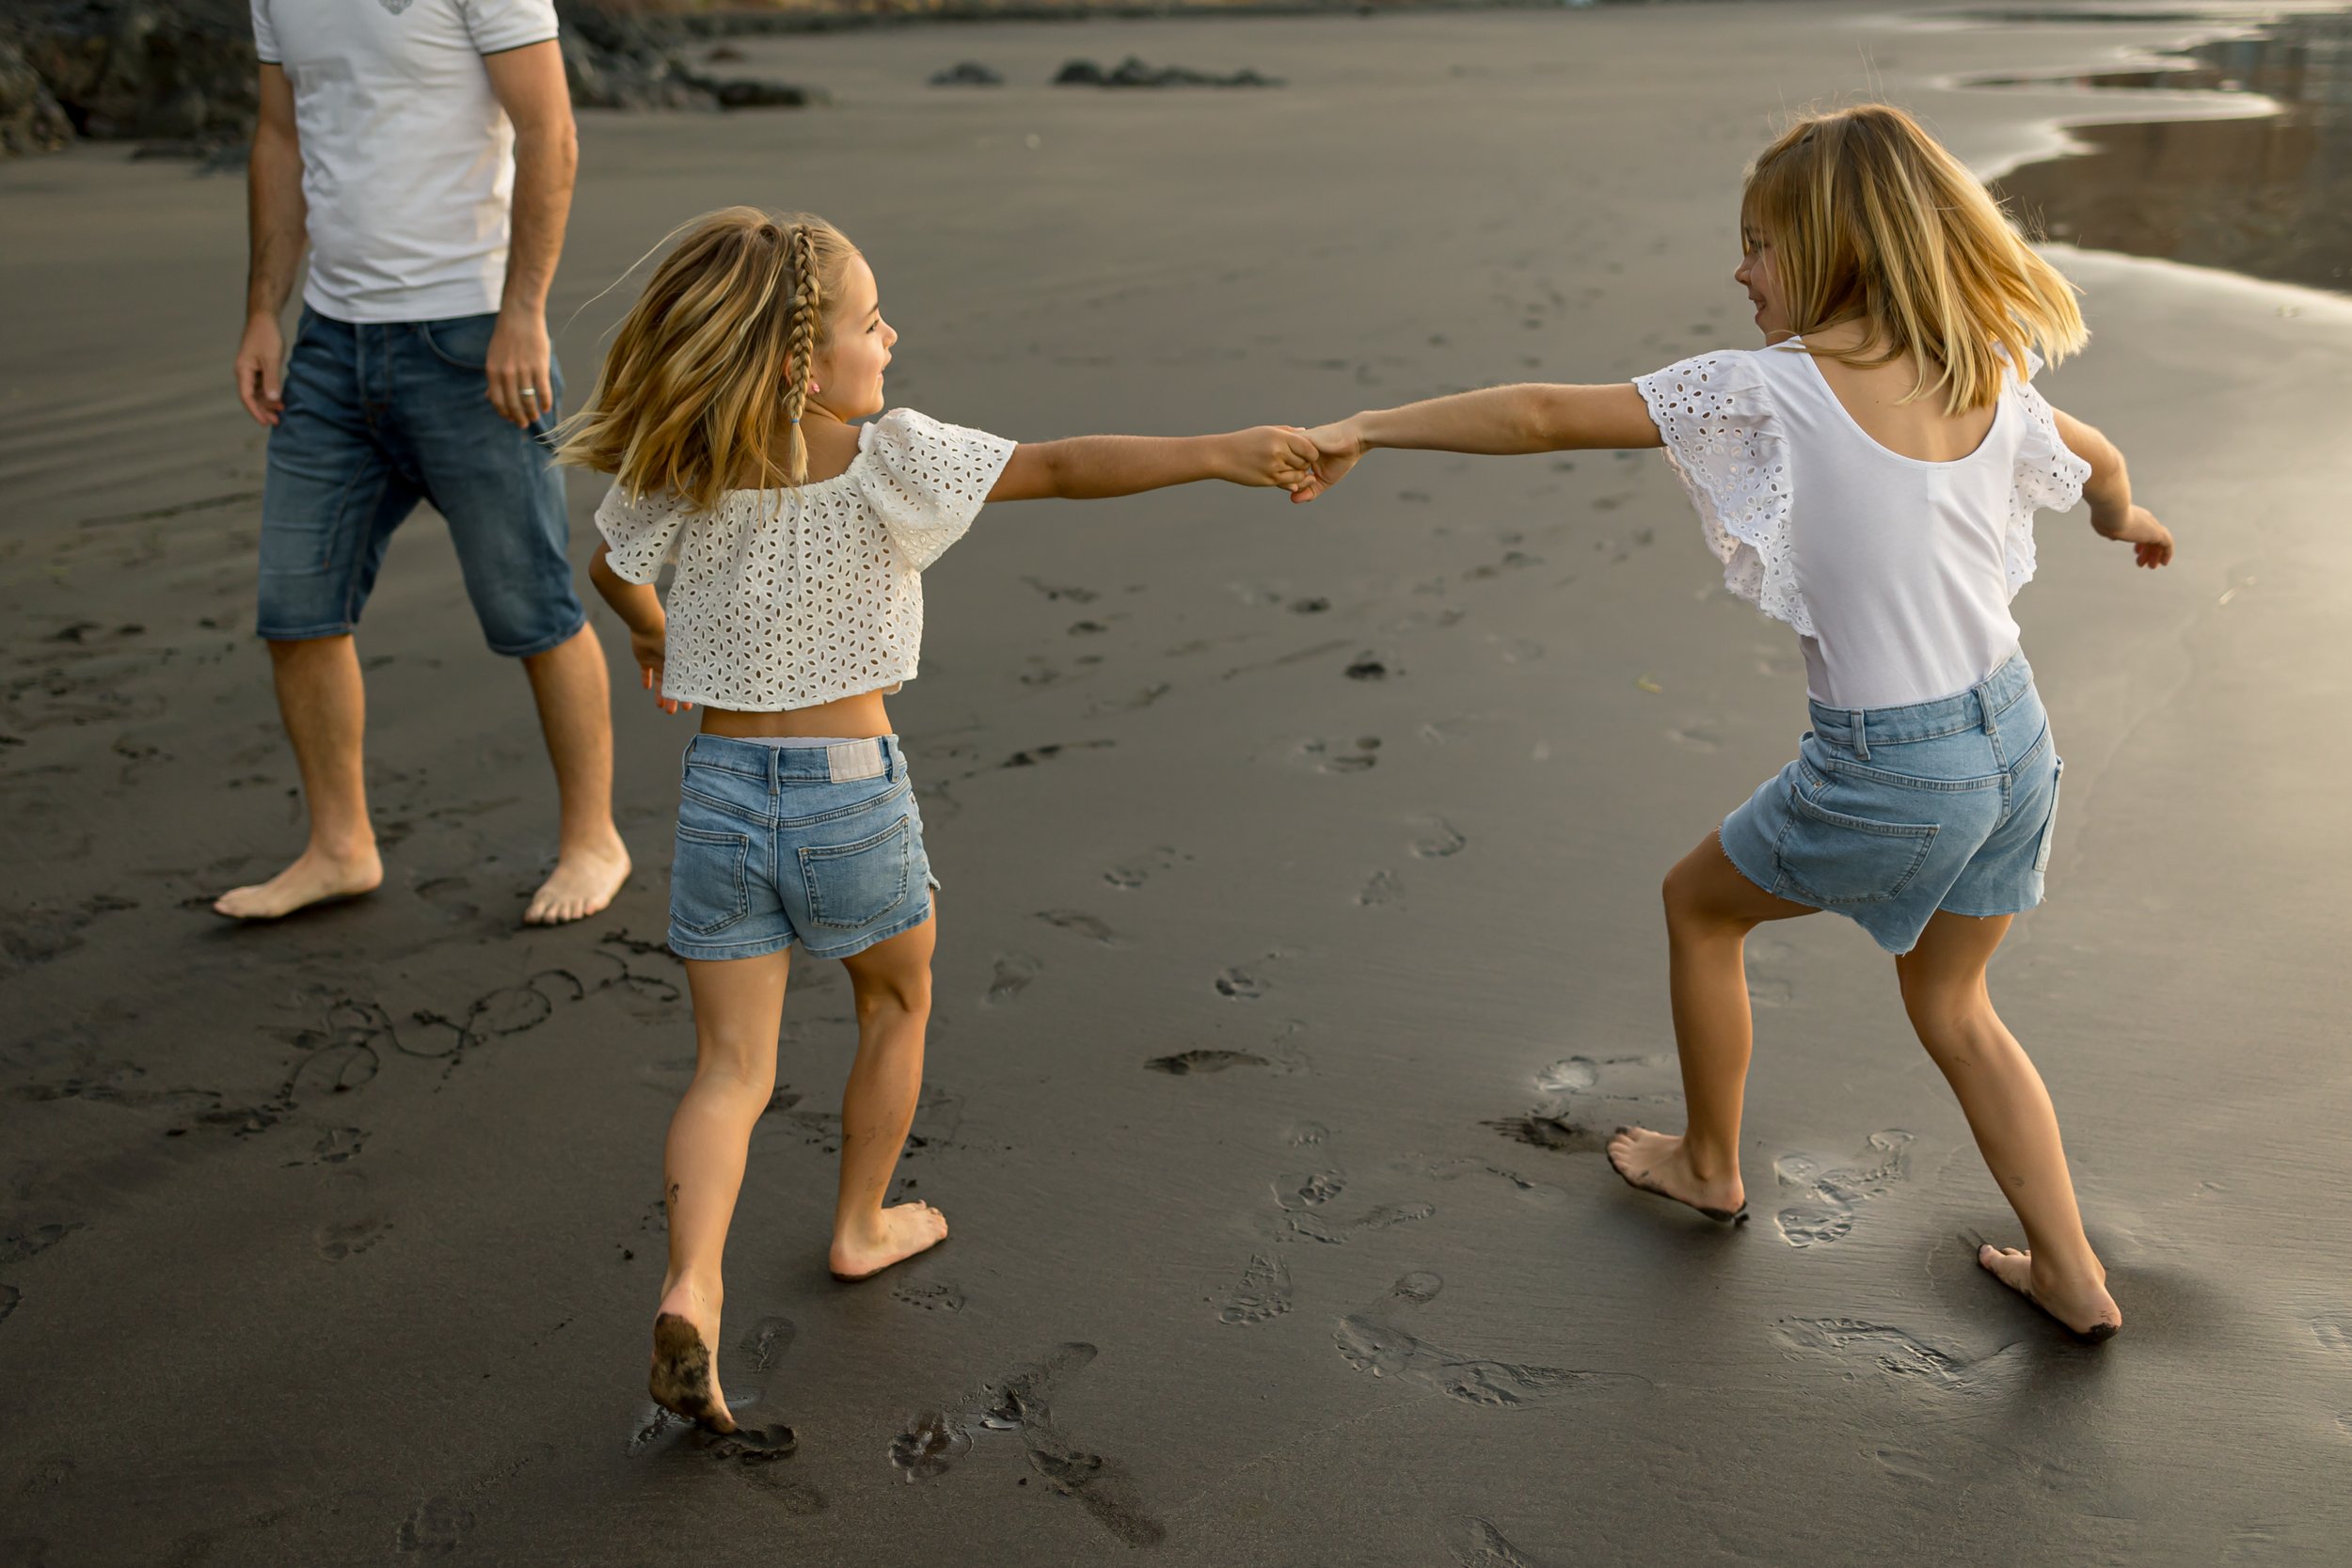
[1775,784,1939,907]
[672,824,752,936]
[799,817,913,930]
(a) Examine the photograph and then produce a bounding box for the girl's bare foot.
[1977,1244,2122,1341]
[649,1283,736,1433]
[1606,1126,1747,1222]
[213,844,383,920]
[829,1201,948,1282]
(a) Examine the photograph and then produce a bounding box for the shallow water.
[1983,8,2352,293]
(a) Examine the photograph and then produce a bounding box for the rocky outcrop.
[0,0,825,158]
[1055,56,1283,87]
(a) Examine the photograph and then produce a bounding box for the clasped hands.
[1232,420,1366,503]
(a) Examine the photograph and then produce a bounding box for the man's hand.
[1289,420,1367,504]
[2093,503,2174,569]
[235,312,287,426]
[486,307,553,428]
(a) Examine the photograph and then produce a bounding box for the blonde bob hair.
[1741,103,2087,412]
[556,207,859,510]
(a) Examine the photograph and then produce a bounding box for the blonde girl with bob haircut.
[1295,104,2172,1340]
[560,207,1319,1431]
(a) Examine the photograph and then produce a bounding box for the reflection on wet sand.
[1981,9,2352,293]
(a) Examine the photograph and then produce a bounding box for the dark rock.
[0,39,72,155]
[930,61,1003,87]
[705,44,746,64]
[1058,55,1285,90]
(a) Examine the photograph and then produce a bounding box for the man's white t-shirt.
[251,0,561,324]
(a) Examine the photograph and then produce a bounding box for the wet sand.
[5,3,2352,1563]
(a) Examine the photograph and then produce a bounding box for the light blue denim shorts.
[668,734,937,963]
[1718,652,2062,956]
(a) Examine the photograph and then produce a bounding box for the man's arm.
[482,40,578,429]
[235,63,305,427]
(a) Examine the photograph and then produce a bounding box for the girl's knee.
[852,963,931,1022]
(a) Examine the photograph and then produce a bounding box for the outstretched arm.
[987,427,1319,502]
[1294,383,1661,501]
[2052,407,2173,569]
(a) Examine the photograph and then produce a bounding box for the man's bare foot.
[524,833,629,926]
[213,844,383,920]
[829,1201,949,1282]
[1978,1243,2122,1341]
[1606,1126,1747,1222]
[649,1283,735,1433]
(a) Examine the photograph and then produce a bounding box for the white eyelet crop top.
[595,408,1017,711]
[1633,341,2091,711]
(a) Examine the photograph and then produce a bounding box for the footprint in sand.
[1454,1517,1558,1568]
[1299,736,1381,773]
[1358,869,1402,907]
[1336,1272,1638,1408]
[1772,1131,1914,1249]
[1215,966,1267,1000]
[1285,1120,1329,1147]
[1412,817,1467,859]
[1218,1253,1295,1325]
[1271,1171,1345,1211]
[2312,1316,2352,1356]
[313,1171,392,1261]
[395,1497,473,1556]
[1103,846,1190,890]
[986,954,1040,1005]
[893,1281,966,1313]
[891,1343,1164,1545]
[737,1315,795,1377]
[1772,1317,2023,1398]
[1034,910,1122,945]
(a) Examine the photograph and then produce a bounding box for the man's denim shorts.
[1718,652,2063,956]
[256,309,585,657]
[668,734,939,963]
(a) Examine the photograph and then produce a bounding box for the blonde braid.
[781,222,822,487]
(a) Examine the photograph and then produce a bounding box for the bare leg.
[652,950,788,1431]
[1897,911,2121,1339]
[828,904,948,1281]
[214,635,385,919]
[1607,832,1815,1220]
[519,623,630,926]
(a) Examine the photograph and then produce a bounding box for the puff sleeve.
[595,483,695,586]
[1632,350,1810,636]
[853,408,1019,572]
[2005,352,2093,599]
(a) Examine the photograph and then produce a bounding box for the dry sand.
[4,3,2351,1562]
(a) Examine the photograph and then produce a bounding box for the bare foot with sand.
[524,834,630,926]
[649,1281,736,1433]
[1606,1126,1748,1223]
[213,844,384,920]
[829,1201,949,1282]
[1978,1243,2122,1341]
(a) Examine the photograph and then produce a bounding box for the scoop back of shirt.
[596,408,1019,712]
[251,0,560,324]
[1634,340,2090,711]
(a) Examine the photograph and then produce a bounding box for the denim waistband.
[1808,652,2035,752]
[683,732,900,784]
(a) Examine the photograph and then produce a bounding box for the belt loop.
[885,736,898,783]
[1848,709,1869,762]
[1977,680,2000,739]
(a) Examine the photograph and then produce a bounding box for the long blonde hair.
[556,207,858,509]
[1741,103,2087,412]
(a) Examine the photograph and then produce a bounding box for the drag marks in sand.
[1772,1318,2026,1399]
[1484,1052,1677,1159]
[1772,1130,1915,1249]
[1336,1272,1644,1409]
[891,1343,1165,1546]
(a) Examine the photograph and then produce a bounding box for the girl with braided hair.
[1291,105,2174,1341]
[557,207,1319,1432]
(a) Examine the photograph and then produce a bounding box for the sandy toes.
[648,1310,737,1433]
[524,837,630,926]
[830,1201,949,1282]
[1978,1244,2122,1341]
[1606,1126,1748,1223]
[213,846,383,920]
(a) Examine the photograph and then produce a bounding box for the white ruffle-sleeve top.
[1633,341,2090,711]
[595,407,1017,711]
